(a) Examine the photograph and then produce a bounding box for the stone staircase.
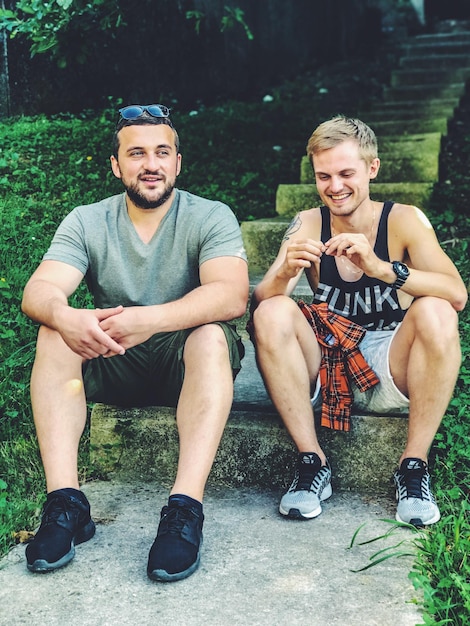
[90,24,470,495]
[242,27,470,271]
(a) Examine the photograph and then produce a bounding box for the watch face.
[393,261,409,278]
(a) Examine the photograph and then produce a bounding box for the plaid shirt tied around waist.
[298,301,380,432]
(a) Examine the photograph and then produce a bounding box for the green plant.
[0,0,125,64]
[348,518,419,573]
[410,497,470,625]
[1,0,253,67]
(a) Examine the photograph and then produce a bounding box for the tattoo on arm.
[282,215,302,242]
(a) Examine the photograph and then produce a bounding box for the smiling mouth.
[330,193,350,200]
[140,176,162,184]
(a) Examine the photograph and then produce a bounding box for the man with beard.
[21,105,249,581]
[250,116,467,528]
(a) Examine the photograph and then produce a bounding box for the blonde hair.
[306,116,378,166]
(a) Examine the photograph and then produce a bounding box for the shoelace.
[162,506,196,535]
[292,460,325,492]
[398,468,426,499]
[296,468,320,491]
[42,496,73,526]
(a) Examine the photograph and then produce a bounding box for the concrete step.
[300,133,441,185]
[361,108,455,123]
[390,66,470,87]
[363,117,448,136]
[412,31,470,44]
[358,102,457,122]
[248,268,312,297]
[402,40,470,56]
[274,182,434,218]
[384,82,466,101]
[241,217,289,271]
[90,342,408,496]
[370,96,460,110]
[400,53,470,69]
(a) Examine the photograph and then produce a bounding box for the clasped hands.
[59,305,153,360]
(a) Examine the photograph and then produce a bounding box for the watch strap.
[390,261,409,290]
[390,274,407,290]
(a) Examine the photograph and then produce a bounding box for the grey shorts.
[83,322,244,408]
[312,324,409,415]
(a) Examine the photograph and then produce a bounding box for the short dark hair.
[112,115,180,159]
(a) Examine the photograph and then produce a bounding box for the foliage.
[186,5,253,39]
[348,518,418,572]
[410,497,470,625]
[0,0,253,67]
[0,0,125,66]
[220,6,253,39]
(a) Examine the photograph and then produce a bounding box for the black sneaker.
[147,494,204,582]
[25,488,96,572]
[393,458,441,527]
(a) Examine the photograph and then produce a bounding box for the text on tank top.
[311,201,406,330]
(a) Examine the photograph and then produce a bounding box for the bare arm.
[21,260,126,358]
[99,256,249,350]
[393,207,467,310]
[252,211,324,306]
[324,205,468,311]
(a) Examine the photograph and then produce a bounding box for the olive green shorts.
[83,322,244,408]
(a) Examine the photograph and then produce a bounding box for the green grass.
[0,54,469,623]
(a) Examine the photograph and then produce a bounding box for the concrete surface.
[90,341,409,495]
[0,481,423,626]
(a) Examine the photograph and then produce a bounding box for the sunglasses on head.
[118,104,171,120]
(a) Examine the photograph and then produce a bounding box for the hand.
[99,306,154,353]
[279,239,326,279]
[324,232,379,275]
[57,306,126,359]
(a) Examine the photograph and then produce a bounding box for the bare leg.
[252,296,326,464]
[389,297,461,464]
[171,324,234,501]
[30,326,86,492]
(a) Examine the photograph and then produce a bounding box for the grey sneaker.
[393,458,441,527]
[279,452,332,519]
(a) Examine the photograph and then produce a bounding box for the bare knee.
[407,297,459,346]
[183,324,229,363]
[407,296,458,338]
[252,296,300,344]
[35,325,83,368]
[37,325,70,356]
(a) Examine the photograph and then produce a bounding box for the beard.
[124,178,175,210]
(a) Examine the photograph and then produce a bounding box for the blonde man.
[251,116,467,526]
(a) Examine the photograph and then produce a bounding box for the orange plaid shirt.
[298,301,380,432]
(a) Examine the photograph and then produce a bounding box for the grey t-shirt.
[43,189,247,308]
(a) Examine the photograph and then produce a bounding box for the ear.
[369,157,380,180]
[176,153,182,177]
[110,155,122,179]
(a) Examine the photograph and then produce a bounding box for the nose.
[143,153,160,172]
[329,176,343,193]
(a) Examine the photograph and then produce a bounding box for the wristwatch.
[390,260,410,290]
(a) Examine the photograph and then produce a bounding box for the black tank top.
[311,201,406,330]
